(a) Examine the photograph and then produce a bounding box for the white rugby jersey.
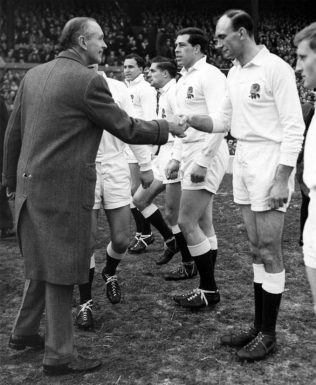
[125,74,157,120]
[304,113,316,191]
[96,72,152,171]
[212,46,304,167]
[157,78,177,142]
[172,56,227,166]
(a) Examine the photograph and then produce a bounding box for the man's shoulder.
[200,62,226,78]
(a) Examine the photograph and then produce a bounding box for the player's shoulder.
[202,62,226,78]
[262,51,294,74]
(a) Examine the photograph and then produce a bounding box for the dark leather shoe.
[75,300,94,329]
[1,228,16,238]
[164,262,197,280]
[221,327,259,347]
[129,233,154,254]
[178,288,220,309]
[102,271,121,304]
[128,233,141,250]
[156,238,179,265]
[43,355,102,376]
[236,332,276,362]
[9,334,44,350]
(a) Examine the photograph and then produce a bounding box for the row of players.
[75,11,310,365]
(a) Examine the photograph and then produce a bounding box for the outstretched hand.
[168,116,188,138]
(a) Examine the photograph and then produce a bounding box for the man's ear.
[78,35,87,50]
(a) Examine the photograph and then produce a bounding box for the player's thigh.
[133,179,165,209]
[179,189,212,226]
[255,210,284,255]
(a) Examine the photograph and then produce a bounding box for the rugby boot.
[164,262,197,280]
[178,288,220,309]
[129,233,154,254]
[220,326,259,347]
[156,237,179,265]
[75,299,93,329]
[237,332,276,361]
[102,272,121,304]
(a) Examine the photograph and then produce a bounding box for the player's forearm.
[274,164,294,183]
[186,115,214,133]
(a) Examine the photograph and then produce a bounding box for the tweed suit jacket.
[2,50,169,285]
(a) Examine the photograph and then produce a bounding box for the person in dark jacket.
[3,17,185,376]
[0,96,14,238]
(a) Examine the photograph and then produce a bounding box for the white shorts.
[93,159,131,210]
[303,191,316,268]
[233,141,294,212]
[123,145,158,164]
[152,142,181,184]
[181,140,229,193]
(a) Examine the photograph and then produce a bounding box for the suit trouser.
[12,279,75,365]
[0,186,13,229]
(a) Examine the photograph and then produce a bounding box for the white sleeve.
[196,70,229,166]
[211,87,232,134]
[129,144,152,171]
[269,61,304,166]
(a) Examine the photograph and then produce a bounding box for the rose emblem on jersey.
[249,83,260,99]
[187,86,194,99]
[161,108,166,118]
[130,94,134,101]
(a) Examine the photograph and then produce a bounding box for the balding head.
[60,17,97,49]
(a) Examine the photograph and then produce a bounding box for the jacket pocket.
[81,163,96,209]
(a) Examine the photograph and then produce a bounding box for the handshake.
[167,115,190,138]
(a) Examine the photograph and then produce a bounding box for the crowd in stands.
[0,1,315,128]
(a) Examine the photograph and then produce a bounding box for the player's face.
[215,15,241,60]
[124,58,142,81]
[296,39,316,89]
[84,21,107,65]
[149,63,164,88]
[175,34,196,69]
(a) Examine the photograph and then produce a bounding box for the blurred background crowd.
[0,0,315,155]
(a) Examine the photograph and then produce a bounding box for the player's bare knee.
[112,233,129,252]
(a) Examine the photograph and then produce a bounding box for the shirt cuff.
[139,162,152,172]
[279,152,299,167]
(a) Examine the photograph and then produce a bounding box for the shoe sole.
[43,362,102,376]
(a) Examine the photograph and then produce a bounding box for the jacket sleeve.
[2,78,24,190]
[84,75,169,146]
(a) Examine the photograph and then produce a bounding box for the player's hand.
[140,169,154,189]
[168,116,188,138]
[191,163,207,183]
[268,179,289,210]
[165,159,180,180]
[6,187,15,200]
